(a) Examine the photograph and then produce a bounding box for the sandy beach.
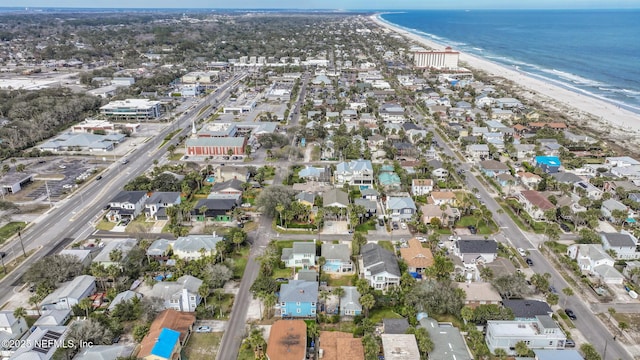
[371,14,640,148]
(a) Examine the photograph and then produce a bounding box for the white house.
[334,160,374,188]
[360,244,401,291]
[0,311,28,353]
[92,238,138,268]
[172,234,224,261]
[455,239,498,264]
[411,179,434,196]
[467,144,490,161]
[281,242,316,268]
[485,316,567,355]
[40,275,96,311]
[386,196,417,222]
[321,244,353,273]
[145,192,181,220]
[151,275,203,312]
[601,199,631,222]
[574,181,603,200]
[567,244,624,284]
[600,231,640,260]
[106,191,149,222]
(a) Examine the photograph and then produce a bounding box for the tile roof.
[520,190,555,211]
[400,239,434,269]
[267,320,307,360]
[138,309,195,358]
[318,331,365,360]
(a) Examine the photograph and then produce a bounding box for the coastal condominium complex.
[414,47,460,70]
[100,99,162,120]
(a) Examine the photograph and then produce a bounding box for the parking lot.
[13,157,101,202]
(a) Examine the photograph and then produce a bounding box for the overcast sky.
[8,0,640,9]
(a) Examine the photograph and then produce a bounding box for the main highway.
[0,72,247,304]
[428,124,631,359]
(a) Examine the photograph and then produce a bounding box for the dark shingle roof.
[601,232,637,247]
[211,179,244,192]
[502,300,552,318]
[383,318,410,334]
[110,191,147,204]
[457,240,497,254]
[361,244,400,277]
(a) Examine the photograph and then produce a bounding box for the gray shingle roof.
[502,300,552,318]
[147,192,181,204]
[361,243,400,276]
[601,232,637,247]
[340,286,361,312]
[323,189,349,207]
[457,240,497,254]
[321,244,350,262]
[383,318,410,334]
[279,280,319,303]
[109,191,148,204]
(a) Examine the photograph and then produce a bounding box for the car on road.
[121,159,129,164]
[549,286,558,294]
[196,326,212,333]
[95,175,102,180]
[517,248,527,257]
[467,225,477,234]
[526,258,534,266]
[59,165,66,169]
[564,309,577,320]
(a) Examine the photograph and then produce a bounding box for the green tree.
[514,340,532,357]
[426,255,454,281]
[580,343,602,360]
[494,348,508,360]
[360,293,376,318]
[199,283,210,307]
[13,307,27,322]
[333,286,345,314]
[362,334,380,360]
[562,287,574,307]
[407,327,434,358]
[78,297,93,318]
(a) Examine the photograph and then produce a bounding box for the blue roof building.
[535,156,562,173]
[150,328,181,359]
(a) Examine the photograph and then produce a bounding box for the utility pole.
[18,230,26,258]
[0,252,6,274]
[45,180,52,207]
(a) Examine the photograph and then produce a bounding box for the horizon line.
[1,6,639,11]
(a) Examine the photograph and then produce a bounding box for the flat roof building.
[100,99,162,120]
[414,47,460,70]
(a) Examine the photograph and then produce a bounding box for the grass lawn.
[546,241,568,254]
[230,247,250,279]
[183,332,223,360]
[95,219,115,231]
[168,152,183,161]
[369,308,402,324]
[272,267,294,280]
[456,215,497,235]
[556,310,576,329]
[431,314,464,329]
[242,221,259,232]
[0,222,26,244]
[355,220,376,233]
[125,216,154,233]
[237,346,256,360]
[326,275,353,287]
[378,241,394,253]
[613,312,640,329]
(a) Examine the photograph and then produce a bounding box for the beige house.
[421,204,459,226]
[455,282,502,307]
[430,191,457,206]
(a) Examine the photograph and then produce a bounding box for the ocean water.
[381,10,640,114]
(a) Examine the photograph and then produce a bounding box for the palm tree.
[333,286,345,315]
[275,204,285,227]
[199,283,210,307]
[561,287,574,307]
[494,348,508,360]
[232,232,244,251]
[263,292,277,319]
[28,295,41,316]
[13,307,27,322]
[360,293,375,318]
[317,256,326,283]
[78,297,92,318]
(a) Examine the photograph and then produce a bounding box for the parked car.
[517,248,527,257]
[275,278,288,282]
[392,223,399,230]
[378,219,384,227]
[560,223,571,232]
[400,223,407,230]
[549,286,558,294]
[565,339,576,347]
[467,225,477,234]
[102,205,110,211]
[196,326,212,333]
[564,309,577,320]
[526,258,534,266]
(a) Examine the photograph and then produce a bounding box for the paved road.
[216,167,284,360]
[430,126,632,359]
[0,73,247,305]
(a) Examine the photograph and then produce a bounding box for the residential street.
[430,124,632,360]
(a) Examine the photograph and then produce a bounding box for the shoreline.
[371,14,640,139]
